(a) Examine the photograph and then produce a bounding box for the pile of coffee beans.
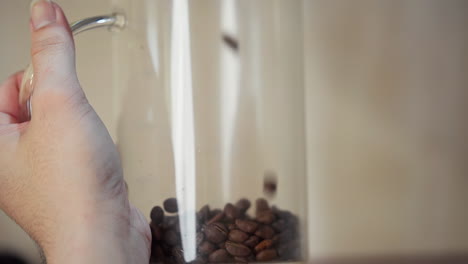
[149,198,301,263]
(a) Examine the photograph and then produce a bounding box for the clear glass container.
[112,0,307,263]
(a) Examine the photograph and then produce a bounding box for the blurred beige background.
[1,0,468,263]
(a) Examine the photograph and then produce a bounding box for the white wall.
[305,0,468,258]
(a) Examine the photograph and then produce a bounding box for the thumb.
[29,0,79,96]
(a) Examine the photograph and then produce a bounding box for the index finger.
[0,71,24,124]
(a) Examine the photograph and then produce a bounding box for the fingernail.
[30,0,56,30]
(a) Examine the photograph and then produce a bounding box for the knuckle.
[31,28,71,58]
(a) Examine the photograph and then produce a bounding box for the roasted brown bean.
[224,203,239,219]
[204,222,228,243]
[254,239,274,252]
[228,229,249,243]
[206,212,225,225]
[163,198,179,213]
[256,210,276,224]
[198,241,216,255]
[225,241,252,257]
[209,249,231,263]
[164,229,179,246]
[235,198,251,214]
[235,219,258,234]
[256,249,278,261]
[150,206,165,224]
[255,198,269,214]
[243,235,260,248]
[255,225,275,239]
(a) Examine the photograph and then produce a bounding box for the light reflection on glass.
[220,0,240,202]
[170,0,196,261]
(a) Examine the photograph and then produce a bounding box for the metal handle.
[19,13,126,122]
[70,13,126,35]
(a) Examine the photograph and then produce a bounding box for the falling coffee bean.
[228,229,249,243]
[256,249,278,261]
[263,171,278,197]
[225,241,252,257]
[150,206,165,224]
[209,249,231,263]
[235,219,258,234]
[163,198,179,213]
[204,222,228,243]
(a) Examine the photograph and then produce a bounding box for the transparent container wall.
[113,0,306,262]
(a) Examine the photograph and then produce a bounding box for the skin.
[0,1,151,263]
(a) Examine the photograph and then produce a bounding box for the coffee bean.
[206,212,225,225]
[198,205,210,223]
[189,256,207,264]
[172,247,185,264]
[235,219,258,234]
[163,198,179,213]
[255,225,275,239]
[235,198,251,214]
[228,223,237,230]
[225,241,251,257]
[204,222,228,243]
[209,249,231,263]
[244,235,260,248]
[263,171,278,197]
[198,241,216,255]
[277,241,295,258]
[196,232,204,246]
[224,203,239,219]
[256,210,276,224]
[256,249,278,261]
[163,215,179,229]
[271,219,287,232]
[277,229,294,242]
[234,256,249,263]
[255,198,269,214]
[150,206,165,224]
[161,243,173,255]
[210,209,222,218]
[228,229,249,243]
[151,244,164,259]
[254,239,274,252]
[164,229,179,246]
[218,241,226,249]
[150,222,163,241]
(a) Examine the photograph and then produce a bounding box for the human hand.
[0,1,150,263]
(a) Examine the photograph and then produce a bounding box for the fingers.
[0,72,24,124]
[28,0,86,117]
